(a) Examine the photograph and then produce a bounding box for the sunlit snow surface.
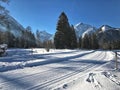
[0,49,120,90]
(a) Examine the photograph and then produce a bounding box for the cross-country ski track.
[0,49,119,90]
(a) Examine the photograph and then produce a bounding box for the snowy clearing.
[0,49,120,90]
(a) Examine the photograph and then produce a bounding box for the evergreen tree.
[5,31,15,47]
[81,34,89,49]
[54,12,73,49]
[36,30,42,47]
[22,26,36,48]
[70,25,77,49]
[91,33,98,49]
[54,31,65,49]
[79,36,82,48]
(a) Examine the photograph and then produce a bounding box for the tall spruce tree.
[91,33,99,49]
[79,36,82,48]
[81,34,89,49]
[70,25,77,49]
[54,12,72,49]
[36,30,41,47]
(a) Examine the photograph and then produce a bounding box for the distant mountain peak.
[101,25,113,31]
[75,22,83,26]
[40,30,47,33]
[74,22,97,39]
[75,22,92,29]
[39,30,53,42]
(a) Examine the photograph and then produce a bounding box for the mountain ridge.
[74,22,97,39]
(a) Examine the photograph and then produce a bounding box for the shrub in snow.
[45,48,50,52]
[0,44,7,56]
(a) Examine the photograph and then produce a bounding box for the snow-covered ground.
[0,49,120,90]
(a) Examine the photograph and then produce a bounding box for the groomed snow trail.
[0,49,114,90]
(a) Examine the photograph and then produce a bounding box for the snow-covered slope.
[39,30,53,42]
[0,14,25,37]
[0,49,120,90]
[74,23,97,39]
[82,27,97,38]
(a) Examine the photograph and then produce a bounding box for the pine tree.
[54,31,65,49]
[54,12,72,49]
[91,33,98,49]
[36,30,42,47]
[70,25,77,49]
[22,26,36,48]
[79,36,82,48]
[81,34,89,49]
[5,31,15,47]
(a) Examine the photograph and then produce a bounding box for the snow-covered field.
[0,49,120,90]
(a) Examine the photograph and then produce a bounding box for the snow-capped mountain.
[0,14,25,37]
[97,25,120,49]
[39,30,53,42]
[74,22,97,39]
[99,25,120,32]
[81,27,97,38]
[100,25,114,32]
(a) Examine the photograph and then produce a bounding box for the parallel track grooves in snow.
[27,64,93,90]
[0,51,97,86]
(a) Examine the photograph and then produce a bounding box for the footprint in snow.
[102,71,120,86]
[0,86,3,89]
[86,73,102,88]
[63,84,68,89]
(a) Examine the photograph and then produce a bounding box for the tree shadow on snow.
[0,50,96,72]
[24,50,96,67]
[0,74,32,89]
[70,59,107,65]
[0,49,82,62]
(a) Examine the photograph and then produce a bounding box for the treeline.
[97,29,120,49]
[0,26,54,48]
[79,33,99,49]
[36,30,54,48]
[79,30,120,50]
[0,27,36,48]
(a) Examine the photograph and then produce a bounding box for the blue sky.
[5,0,120,34]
